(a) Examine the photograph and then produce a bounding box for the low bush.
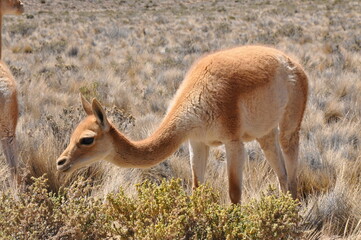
[0,176,301,239]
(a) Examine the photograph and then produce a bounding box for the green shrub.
[242,187,301,239]
[0,177,301,239]
[0,176,109,240]
[107,179,301,240]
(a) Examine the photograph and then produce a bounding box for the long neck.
[109,113,189,168]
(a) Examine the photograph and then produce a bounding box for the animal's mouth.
[58,164,72,173]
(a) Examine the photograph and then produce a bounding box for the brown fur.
[57,45,308,203]
[0,0,24,184]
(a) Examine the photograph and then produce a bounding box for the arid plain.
[1,0,361,238]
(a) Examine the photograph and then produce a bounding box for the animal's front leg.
[225,140,245,204]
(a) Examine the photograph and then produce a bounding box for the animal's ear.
[80,94,93,116]
[92,98,110,131]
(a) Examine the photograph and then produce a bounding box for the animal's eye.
[80,137,94,145]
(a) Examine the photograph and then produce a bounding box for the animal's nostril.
[57,158,67,166]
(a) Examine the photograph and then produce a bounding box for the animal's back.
[170,46,291,108]
[165,46,307,141]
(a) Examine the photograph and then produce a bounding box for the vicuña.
[57,45,308,203]
[0,0,24,183]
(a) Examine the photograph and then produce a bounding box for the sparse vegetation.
[1,0,361,238]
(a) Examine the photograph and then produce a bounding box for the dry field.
[1,0,361,238]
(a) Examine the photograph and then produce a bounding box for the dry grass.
[1,0,361,238]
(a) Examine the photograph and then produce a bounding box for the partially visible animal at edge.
[0,0,24,186]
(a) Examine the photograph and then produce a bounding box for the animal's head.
[0,0,24,15]
[56,95,114,173]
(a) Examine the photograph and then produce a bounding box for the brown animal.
[0,0,24,182]
[57,46,308,203]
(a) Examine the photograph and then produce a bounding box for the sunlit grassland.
[0,0,361,238]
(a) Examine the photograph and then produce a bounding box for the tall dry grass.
[0,0,360,238]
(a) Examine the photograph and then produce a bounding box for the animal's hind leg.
[189,140,209,189]
[1,135,19,183]
[279,65,308,199]
[279,128,300,199]
[225,140,245,204]
[257,128,288,193]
